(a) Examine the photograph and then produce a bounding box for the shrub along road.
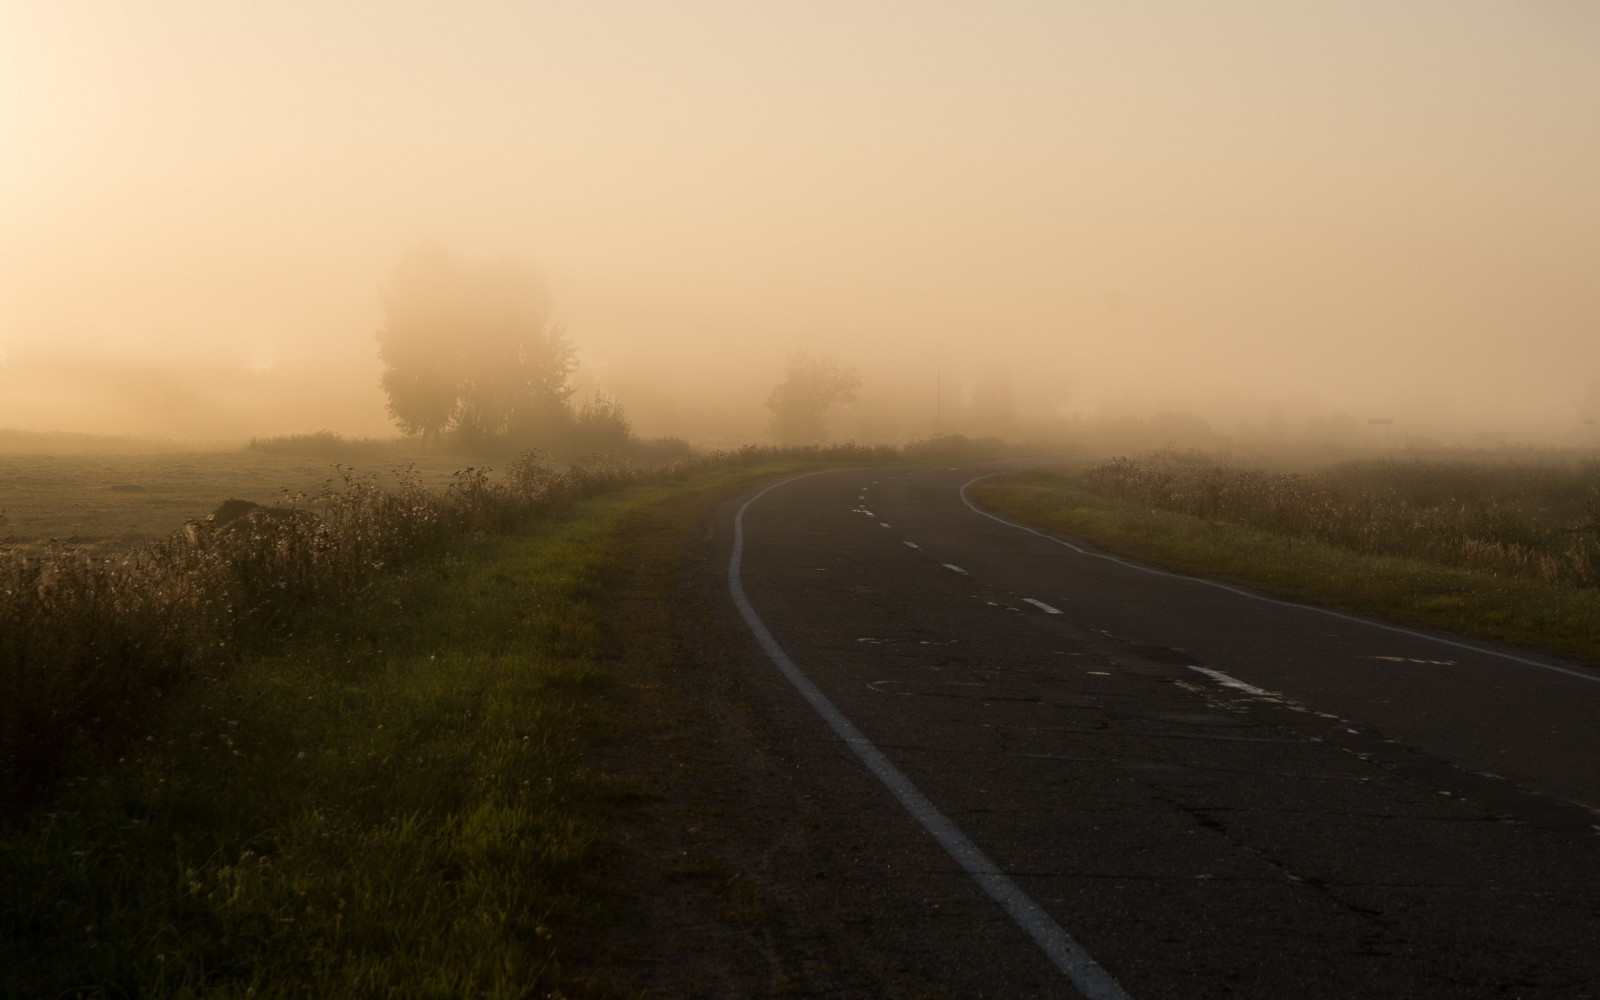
[618,462,1600,998]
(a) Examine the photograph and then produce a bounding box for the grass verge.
[1,462,798,999]
[974,467,1600,665]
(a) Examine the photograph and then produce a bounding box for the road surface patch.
[732,473,1133,1000]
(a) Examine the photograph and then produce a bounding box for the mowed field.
[0,448,477,555]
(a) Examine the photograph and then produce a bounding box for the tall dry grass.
[0,451,687,808]
[1083,451,1600,589]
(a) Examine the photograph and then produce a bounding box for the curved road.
[721,462,1600,999]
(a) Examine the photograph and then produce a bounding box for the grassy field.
[0,445,477,556]
[3,443,671,806]
[974,455,1600,664]
[1,461,793,999]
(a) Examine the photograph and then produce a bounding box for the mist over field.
[3,2,1598,449]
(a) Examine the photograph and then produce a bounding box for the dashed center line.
[904,541,920,549]
[1187,665,1274,697]
[880,522,892,528]
[943,563,968,574]
[1021,598,1062,614]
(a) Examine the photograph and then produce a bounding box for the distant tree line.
[378,242,875,451]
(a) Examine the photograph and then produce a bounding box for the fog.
[4,2,1598,449]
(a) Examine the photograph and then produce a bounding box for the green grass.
[1,462,796,999]
[1075,450,1600,588]
[974,466,1600,665]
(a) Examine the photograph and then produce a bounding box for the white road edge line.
[880,522,892,528]
[732,473,1131,1000]
[958,474,1600,685]
[1022,598,1063,615]
[943,563,968,574]
[904,541,920,549]
[1187,665,1274,697]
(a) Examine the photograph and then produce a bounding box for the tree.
[766,350,861,445]
[376,243,465,440]
[376,243,575,443]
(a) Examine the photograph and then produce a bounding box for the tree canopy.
[765,350,861,445]
[376,243,574,443]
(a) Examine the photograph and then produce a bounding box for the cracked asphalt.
[615,462,1600,999]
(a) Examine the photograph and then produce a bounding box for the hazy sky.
[3,1,1598,444]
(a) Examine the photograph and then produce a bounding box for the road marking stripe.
[733,474,1131,1000]
[904,541,920,549]
[1022,598,1062,614]
[1187,665,1273,697]
[881,522,892,528]
[958,475,1600,685]
[943,563,968,574]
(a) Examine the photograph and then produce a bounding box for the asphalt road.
[719,462,1600,999]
